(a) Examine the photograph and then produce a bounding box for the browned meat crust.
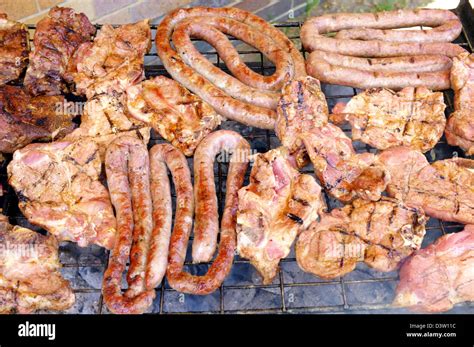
[237,147,326,284]
[126,76,220,156]
[445,52,474,155]
[156,7,306,129]
[24,7,95,96]
[67,20,151,99]
[331,87,446,153]
[378,146,474,224]
[0,14,29,86]
[64,93,150,160]
[393,225,474,312]
[103,136,155,314]
[7,140,116,249]
[0,215,74,313]
[276,77,328,167]
[0,85,75,153]
[296,197,427,279]
[276,77,389,202]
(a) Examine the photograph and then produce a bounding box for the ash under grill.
[1,1,474,314]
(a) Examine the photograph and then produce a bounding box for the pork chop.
[331,87,446,153]
[126,76,221,156]
[7,140,116,249]
[237,147,326,284]
[378,146,474,224]
[296,197,427,279]
[0,215,75,313]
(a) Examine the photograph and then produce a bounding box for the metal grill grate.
[2,2,474,314]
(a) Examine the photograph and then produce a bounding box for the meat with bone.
[331,87,446,153]
[237,147,326,284]
[378,146,474,224]
[156,7,306,129]
[67,20,151,99]
[7,139,116,249]
[445,52,474,155]
[0,85,75,153]
[24,7,95,96]
[277,77,389,202]
[103,136,155,314]
[64,93,150,160]
[393,225,474,312]
[0,14,29,86]
[301,9,465,90]
[126,76,220,156]
[0,215,74,313]
[167,130,250,294]
[276,76,328,167]
[296,197,427,279]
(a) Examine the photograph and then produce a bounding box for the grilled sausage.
[307,52,451,90]
[103,136,155,314]
[301,9,464,55]
[145,143,192,289]
[156,7,306,129]
[167,130,251,294]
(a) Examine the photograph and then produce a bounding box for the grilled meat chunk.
[24,7,95,96]
[303,123,389,202]
[0,85,75,153]
[0,215,74,313]
[64,93,150,159]
[237,147,326,284]
[67,20,151,98]
[445,52,474,155]
[296,197,427,279]
[331,87,446,153]
[7,140,116,249]
[126,76,221,156]
[378,146,474,224]
[0,14,29,86]
[393,225,474,312]
[277,77,389,202]
[276,77,328,167]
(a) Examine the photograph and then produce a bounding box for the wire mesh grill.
[2,4,474,314]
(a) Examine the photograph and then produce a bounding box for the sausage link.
[311,51,452,73]
[307,51,451,91]
[156,7,306,129]
[103,136,155,314]
[167,130,251,294]
[301,9,464,55]
[146,143,192,289]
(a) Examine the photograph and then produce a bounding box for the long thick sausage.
[156,7,306,129]
[103,136,155,314]
[301,9,464,55]
[307,52,451,90]
[167,130,251,294]
[145,143,193,289]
